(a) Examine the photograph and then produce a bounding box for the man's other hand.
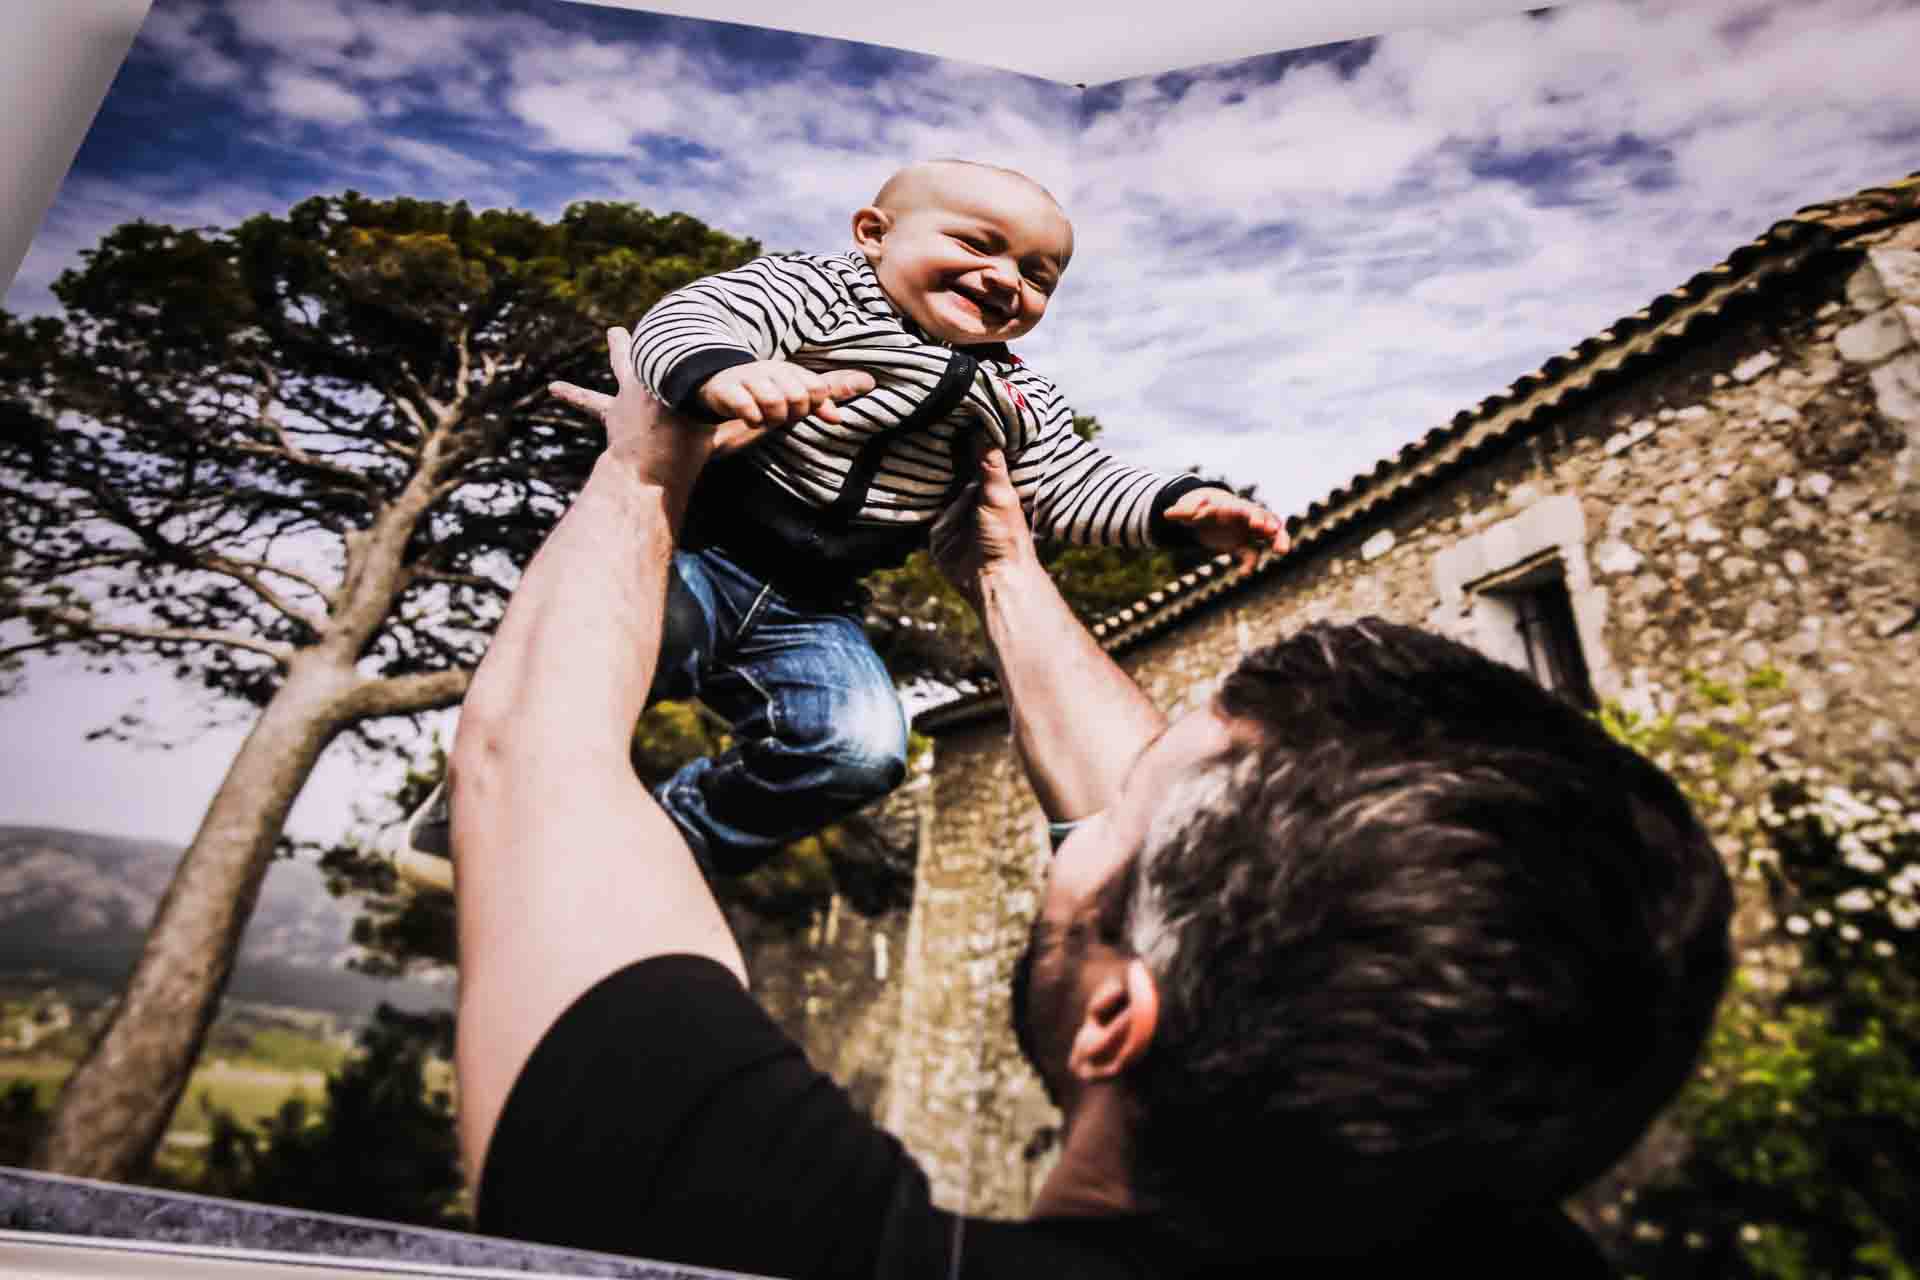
[930,446,1039,607]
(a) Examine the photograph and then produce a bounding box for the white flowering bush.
[1601,673,1920,1280]
[1757,777,1920,964]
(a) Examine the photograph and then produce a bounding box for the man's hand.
[929,443,1168,822]
[700,359,876,435]
[550,327,714,500]
[1162,487,1291,573]
[929,446,1039,610]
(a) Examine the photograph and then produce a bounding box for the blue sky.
[5,0,1920,846]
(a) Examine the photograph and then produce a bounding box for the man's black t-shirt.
[477,955,1613,1279]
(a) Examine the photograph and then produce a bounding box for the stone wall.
[734,778,924,1118]
[887,219,1920,1216]
[735,889,912,1116]
[880,726,1062,1215]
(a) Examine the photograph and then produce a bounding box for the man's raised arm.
[929,447,1168,822]
[447,329,767,1186]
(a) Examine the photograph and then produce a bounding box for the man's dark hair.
[1117,619,1732,1251]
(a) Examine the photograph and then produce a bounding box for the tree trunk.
[33,655,356,1181]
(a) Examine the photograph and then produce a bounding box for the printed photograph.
[3,0,1919,1273]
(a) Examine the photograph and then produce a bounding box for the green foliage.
[630,698,731,781]
[191,1004,464,1229]
[245,1028,350,1076]
[0,193,760,725]
[1595,671,1920,1279]
[322,744,458,980]
[0,1080,46,1166]
[863,550,989,688]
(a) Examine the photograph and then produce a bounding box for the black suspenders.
[821,348,978,528]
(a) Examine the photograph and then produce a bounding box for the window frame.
[1426,493,1621,711]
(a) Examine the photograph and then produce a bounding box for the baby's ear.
[851,206,891,256]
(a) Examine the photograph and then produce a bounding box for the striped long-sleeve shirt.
[632,252,1207,582]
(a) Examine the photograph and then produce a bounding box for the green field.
[0,991,461,1202]
[168,1060,330,1137]
[2,999,463,1217]
[0,1055,328,1142]
[0,1059,67,1108]
[245,1027,350,1075]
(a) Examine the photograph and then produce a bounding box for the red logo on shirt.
[997,377,1029,415]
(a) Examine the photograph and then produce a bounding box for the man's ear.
[1068,957,1160,1083]
[851,206,891,260]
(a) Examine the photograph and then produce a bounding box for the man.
[451,329,1732,1277]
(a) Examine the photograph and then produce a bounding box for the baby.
[396,159,1284,887]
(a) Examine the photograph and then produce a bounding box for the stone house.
[870,173,1920,1217]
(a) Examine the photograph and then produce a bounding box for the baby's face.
[855,169,1073,347]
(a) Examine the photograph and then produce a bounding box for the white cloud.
[1047,0,1920,517]
[380,136,496,184]
[149,0,540,129]
[118,0,1080,262]
[222,0,503,80]
[499,35,1076,262]
[36,0,1920,509]
[226,0,361,62]
[266,69,372,125]
[507,81,681,155]
[136,0,247,89]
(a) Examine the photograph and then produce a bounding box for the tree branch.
[225,436,377,496]
[202,552,332,635]
[397,359,442,425]
[389,385,432,450]
[25,605,295,665]
[17,552,144,576]
[249,363,306,461]
[0,636,65,664]
[427,474,472,504]
[219,555,336,606]
[345,666,472,719]
[414,568,511,598]
[449,326,473,417]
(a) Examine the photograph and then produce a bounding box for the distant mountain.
[0,826,450,1023]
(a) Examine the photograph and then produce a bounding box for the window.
[1489,568,1597,710]
[1428,493,1617,712]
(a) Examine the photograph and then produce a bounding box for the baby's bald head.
[872,159,1065,218]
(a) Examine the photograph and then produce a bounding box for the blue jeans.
[647,547,910,876]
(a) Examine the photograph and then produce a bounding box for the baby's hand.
[1163,488,1291,573]
[699,360,874,431]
